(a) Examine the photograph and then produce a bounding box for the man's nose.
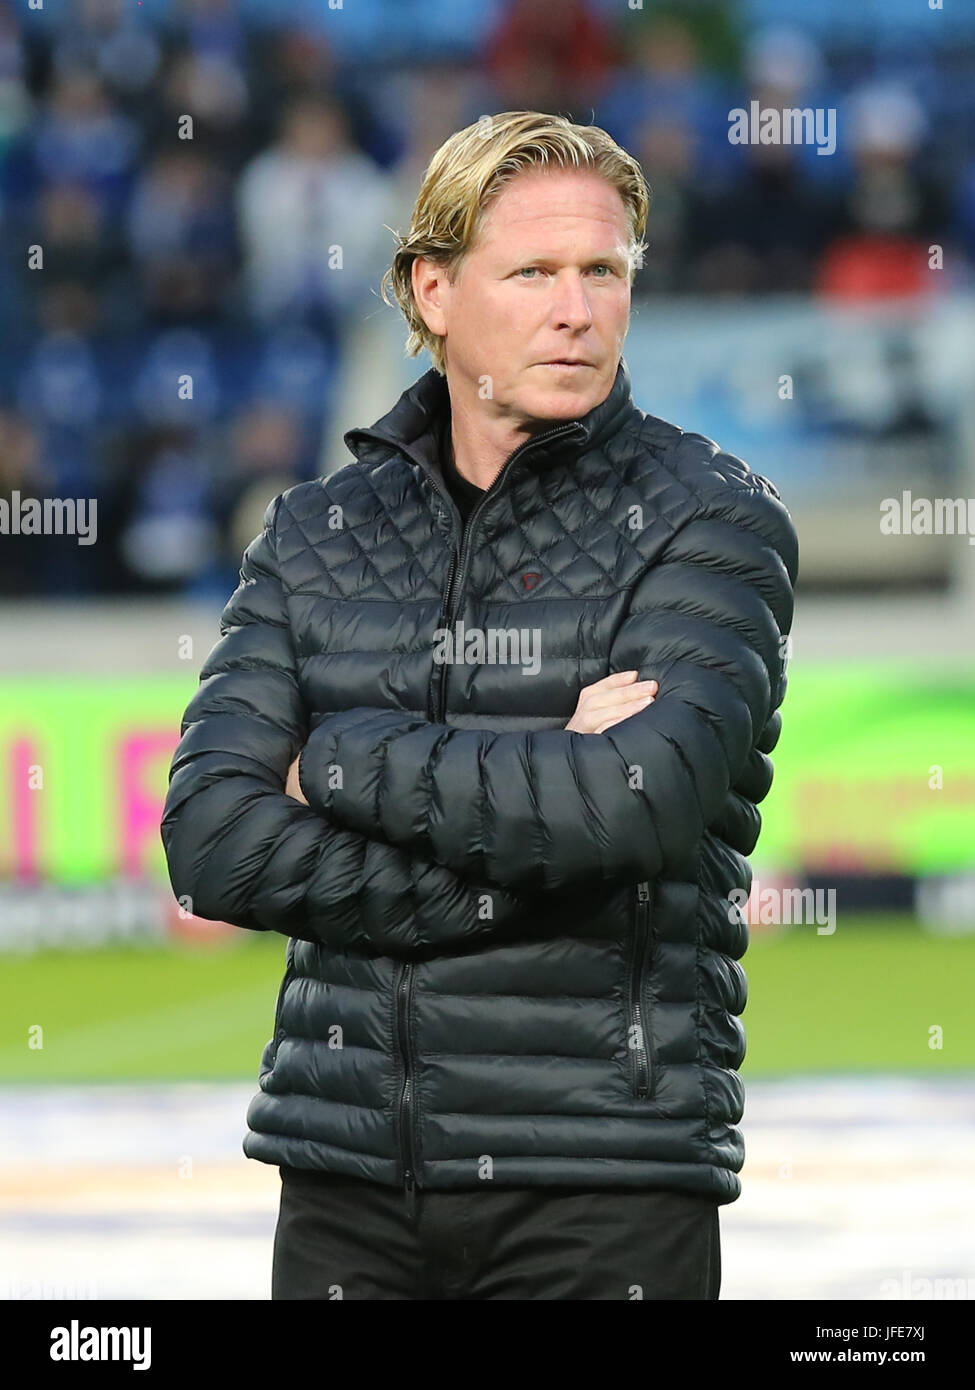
[550,272,593,330]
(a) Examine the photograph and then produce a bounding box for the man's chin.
[517,378,608,423]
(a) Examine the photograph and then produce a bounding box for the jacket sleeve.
[298,480,798,892]
[160,495,553,959]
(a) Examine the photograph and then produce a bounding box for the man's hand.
[565,670,657,734]
[285,755,308,804]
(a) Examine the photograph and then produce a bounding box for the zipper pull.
[637,881,650,903]
[403,1170,418,1222]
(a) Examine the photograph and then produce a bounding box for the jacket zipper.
[432,420,581,724]
[627,880,654,1098]
[396,418,583,1218]
[395,959,418,1220]
[271,937,296,1066]
[432,546,458,724]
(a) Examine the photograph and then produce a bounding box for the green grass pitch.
[0,916,970,1082]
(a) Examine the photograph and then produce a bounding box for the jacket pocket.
[625,880,656,1098]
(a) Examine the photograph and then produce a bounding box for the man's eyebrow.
[510,252,628,269]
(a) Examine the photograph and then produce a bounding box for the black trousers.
[271,1167,721,1300]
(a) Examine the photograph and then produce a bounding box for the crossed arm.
[284,670,659,799]
[292,480,797,893]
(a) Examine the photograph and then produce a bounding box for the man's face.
[414,167,633,426]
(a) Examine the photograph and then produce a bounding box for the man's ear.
[412,255,450,339]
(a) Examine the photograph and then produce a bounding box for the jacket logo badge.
[521,571,541,591]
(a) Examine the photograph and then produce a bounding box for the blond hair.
[380,111,650,376]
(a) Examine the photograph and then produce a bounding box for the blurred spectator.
[236,95,397,332]
[817,84,949,300]
[744,24,824,96]
[112,424,221,592]
[245,24,341,149]
[0,408,63,596]
[126,146,237,324]
[0,409,46,494]
[15,328,107,582]
[628,119,698,295]
[483,0,613,116]
[46,0,163,100]
[35,281,102,340]
[131,328,221,426]
[680,107,844,296]
[30,68,139,219]
[246,25,405,171]
[30,181,125,319]
[740,23,839,183]
[139,42,251,174]
[173,0,248,65]
[600,14,735,184]
[227,402,306,485]
[18,330,102,440]
[386,62,482,204]
[251,325,340,425]
[0,4,33,156]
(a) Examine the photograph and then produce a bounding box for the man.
[161,110,798,1300]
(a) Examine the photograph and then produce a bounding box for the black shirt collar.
[438,411,484,523]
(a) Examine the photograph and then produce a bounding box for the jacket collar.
[343,356,638,482]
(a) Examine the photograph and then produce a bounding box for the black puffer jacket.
[161,357,798,1204]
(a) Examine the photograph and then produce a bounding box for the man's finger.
[581,684,656,713]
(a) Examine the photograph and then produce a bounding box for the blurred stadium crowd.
[1,0,973,599]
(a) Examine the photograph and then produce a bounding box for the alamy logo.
[728,882,836,935]
[880,492,975,544]
[0,491,97,545]
[50,1320,151,1370]
[728,101,837,156]
[432,620,541,675]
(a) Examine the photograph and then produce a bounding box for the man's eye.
[518,266,542,278]
[590,264,614,277]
